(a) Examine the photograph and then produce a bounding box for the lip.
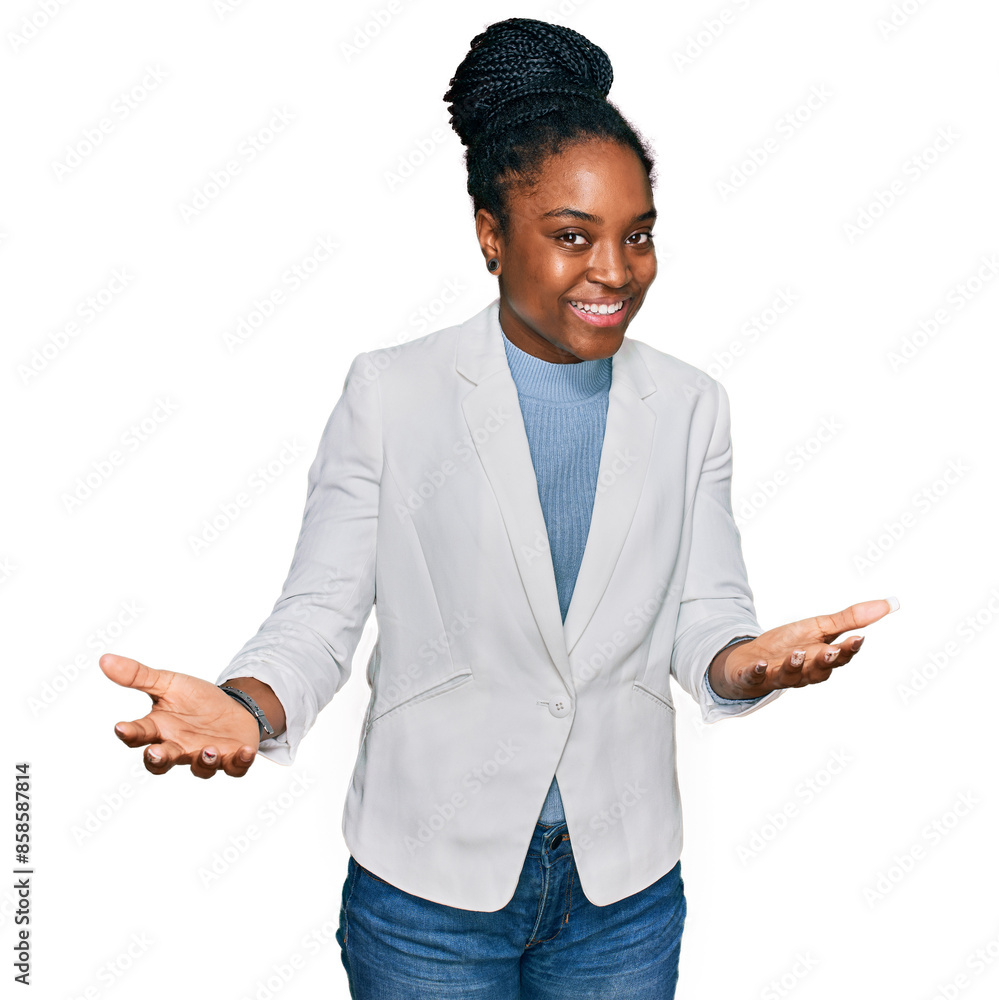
[567,296,633,327]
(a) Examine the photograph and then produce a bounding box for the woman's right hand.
[99,653,260,778]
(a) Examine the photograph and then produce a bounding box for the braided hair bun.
[444,18,613,148]
[443,18,655,237]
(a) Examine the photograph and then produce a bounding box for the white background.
[4,0,998,997]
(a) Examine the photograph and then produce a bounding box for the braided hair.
[443,17,656,239]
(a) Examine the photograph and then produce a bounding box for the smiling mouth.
[567,297,632,326]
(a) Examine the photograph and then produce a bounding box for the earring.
[487,258,499,272]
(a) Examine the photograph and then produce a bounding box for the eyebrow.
[540,206,657,224]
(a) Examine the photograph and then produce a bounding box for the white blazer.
[218,296,784,910]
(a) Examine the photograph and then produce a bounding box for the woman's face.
[476,138,657,364]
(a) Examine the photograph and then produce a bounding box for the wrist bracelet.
[219,684,276,741]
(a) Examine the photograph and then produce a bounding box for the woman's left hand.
[707,598,899,700]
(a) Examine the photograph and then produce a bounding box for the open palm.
[714,598,898,699]
[100,653,259,778]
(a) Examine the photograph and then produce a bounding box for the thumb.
[842,596,900,629]
[817,596,900,640]
[99,653,172,699]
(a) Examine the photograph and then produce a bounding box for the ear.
[475,208,504,267]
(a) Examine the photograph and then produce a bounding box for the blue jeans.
[336,820,686,998]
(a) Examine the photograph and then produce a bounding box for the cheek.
[531,257,578,300]
[629,254,656,289]
[516,254,573,300]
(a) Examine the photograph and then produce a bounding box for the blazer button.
[549,697,571,718]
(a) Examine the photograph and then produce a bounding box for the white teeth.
[570,300,625,315]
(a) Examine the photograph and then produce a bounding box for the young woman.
[101,17,898,998]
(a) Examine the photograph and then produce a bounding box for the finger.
[100,653,173,699]
[832,634,865,664]
[820,644,844,666]
[801,645,838,684]
[785,647,806,679]
[764,647,805,689]
[221,745,257,778]
[771,647,831,688]
[768,634,867,689]
[114,715,161,748]
[190,746,222,781]
[812,597,899,643]
[819,639,870,669]
[733,658,770,693]
[143,739,186,775]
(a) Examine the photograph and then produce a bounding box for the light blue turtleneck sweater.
[500,326,762,826]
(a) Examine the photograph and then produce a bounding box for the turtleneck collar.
[501,326,612,402]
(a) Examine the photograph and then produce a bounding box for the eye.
[628,231,655,245]
[556,231,589,246]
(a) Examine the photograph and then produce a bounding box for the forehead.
[510,139,653,220]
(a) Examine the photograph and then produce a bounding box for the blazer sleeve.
[216,352,382,764]
[669,379,785,723]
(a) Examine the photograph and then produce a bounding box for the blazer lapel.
[456,298,657,692]
[563,336,657,656]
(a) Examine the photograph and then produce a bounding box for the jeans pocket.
[353,857,395,888]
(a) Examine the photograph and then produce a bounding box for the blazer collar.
[455,297,658,693]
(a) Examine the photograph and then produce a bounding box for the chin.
[573,333,625,361]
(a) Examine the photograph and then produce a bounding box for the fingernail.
[147,751,162,763]
[852,637,865,651]
[885,595,900,613]
[790,650,805,667]
[239,748,254,762]
[114,724,126,736]
[825,648,838,663]
[754,661,766,674]
[202,750,216,763]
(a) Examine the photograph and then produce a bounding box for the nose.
[585,240,632,289]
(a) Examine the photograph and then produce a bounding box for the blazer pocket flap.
[632,680,675,714]
[367,668,474,730]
